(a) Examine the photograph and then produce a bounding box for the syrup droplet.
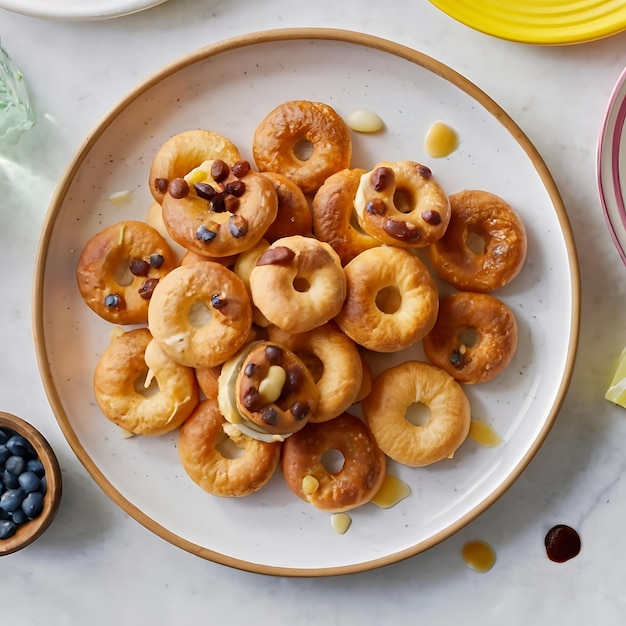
[424,121,458,158]
[370,474,412,509]
[469,419,502,447]
[461,540,496,573]
[545,524,581,563]
[331,513,352,535]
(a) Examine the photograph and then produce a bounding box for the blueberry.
[0,488,25,513]
[0,519,16,539]
[0,444,10,464]
[0,429,9,445]
[26,458,45,477]
[18,471,41,494]
[40,476,47,496]
[11,508,28,524]
[5,455,26,475]
[21,492,43,520]
[6,435,35,459]
[1,469,19,489]
[0,507,9,520]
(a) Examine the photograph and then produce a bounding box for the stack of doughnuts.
[76,98,528,515]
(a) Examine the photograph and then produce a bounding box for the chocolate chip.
[264,345,283,364]
[450,349,468,368]
[229,214,248,238]
[371,166,394,192]
[149,253,164,268]
[196,224,217,243]
[365,198,386,215]
[210,293,226,309]
[129,257,150,277]
[418,164,432,178]
[225,180,246,197]
[382,218,422,242]
[256,246,296,266]
[155,177,169,193]
[242,387,261,411]
[244,363,258,377]
[421,210,442,225]
[168,177,189,199]
[211,160,229,183]
[210,192,227,213]
[290,401,310,421]
[138,278,159,300]
[232,160,250,178]
[223,195,240,213]
[262,407,278,426]
[194,182,216,200]
[283,366,303,395]
[104,293,121,308]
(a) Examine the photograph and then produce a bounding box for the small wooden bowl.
[0,411,62,556]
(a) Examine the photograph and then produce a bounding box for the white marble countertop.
[1,0,626,623]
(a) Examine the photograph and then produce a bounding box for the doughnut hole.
[375,285,402,314]
[132,368,159,398]
[113,260,134,286]
[293,138,314,161]
[458,327,479,348]
[216,432,245,459]
[188,300,213,328]
[293,275,311,293]
[296,351,325,384]
[465,226,488,255]
[405,402,431,427]
[321,448,345,473]
[393,187,414,214]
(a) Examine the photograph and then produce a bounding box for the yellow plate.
[429,0,626,45]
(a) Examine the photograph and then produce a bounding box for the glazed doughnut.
[268,324,363,423]
[93,328,198,435]
[428,190,527,292]
[262,171,313,242]
[178,398,281,497]
[161,159,278,258]
[149,130,241,204]
[249,235,346,334]
[252,100,352,195]
[281,412,386,512]
[217,341,319,442]
[335,246,439,353]
[76,220,178,325]
[353,161,450,247]
[422,291,518,384]
[362,361,471,467]
[312,168,380,265]
[147,261,252,369]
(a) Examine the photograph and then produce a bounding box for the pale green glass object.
[0,41,35,145]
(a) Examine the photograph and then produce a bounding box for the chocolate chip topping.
[210,192,227,213]
[256,246,296,266]
[418,164,432,178]
[244,362,258,377]
[283,365,304,395]
[194,182,216,200]
[290,401,310,421]
[211,160,230,183]
[129,257,150,277]
[223,195,240,213]
[262,407,278,426]
[264,345,283,364]
[210,293,226,309]
[231,160,250,178]
[242,387,262,412]
[155,177,169,193]
[138,278,159,300]
[196,224,217,243]
[383,218,422,242]
[104,293,122,308]
[228,214,248,238]
[450,348,469,368]
[371,166,394,192]
[149,253,164,268]
[365,198,386,215]
[168,177,189,199]
[225,180,246,197]
[421,210,442,225]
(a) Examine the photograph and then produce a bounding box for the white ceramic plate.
[598,66,626,265]
[34,29,580,576]
[0,0,166,21]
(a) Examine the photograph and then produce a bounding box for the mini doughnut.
[161,159,278,258]
[146,201,187,262]
[281,412,386,512]
[312,168,380,265]
[249,235,346,334]
[147,261,252,369]
[93,328,198,435]
[362,361,471,467]
[353,161,450,247]
[335,246,439,353]
[428,190,527,292]
[422,291,518,384]
[180,249,237,268]
[262,171,313,242]
[233,238,271,327]
[217,341,319,441]
[178,398,281,497]
[252,100,352,195]
[268,323,363,423]
[149,130,241,204]
[76,220,178,325]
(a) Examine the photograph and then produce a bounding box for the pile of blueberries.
[0,427,46,540]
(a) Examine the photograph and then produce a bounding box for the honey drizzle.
[424,121,458,158]
[462,540,496,573]
[370,474,412,509]
[469,419,502,447]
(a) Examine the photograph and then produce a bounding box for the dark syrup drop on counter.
[544,524,581,563]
